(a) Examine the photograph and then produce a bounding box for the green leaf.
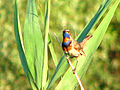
[76,0,113,42]
[39,4,45,24]
[47,0,114,89]
[24,0,44,89]
[42,0,50,88]
[48,34,58,67]
[14,0,38,89]
[39,3,58,67]
[56,0,119,89]
[38,1,58,67]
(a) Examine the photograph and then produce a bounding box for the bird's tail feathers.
[80,35,92,48]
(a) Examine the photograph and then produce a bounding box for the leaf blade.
[48,34,58,67]
[42,0,51,88]
[14,0,38,89]
[24,0,44,88]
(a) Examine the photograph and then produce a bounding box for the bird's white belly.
[68,48,80,57]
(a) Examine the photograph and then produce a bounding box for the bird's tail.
[80,35,92,48]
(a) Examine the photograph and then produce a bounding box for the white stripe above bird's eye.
[63,29,70,32]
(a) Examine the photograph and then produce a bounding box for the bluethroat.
[62,29,92,57]
[62,29,92,71]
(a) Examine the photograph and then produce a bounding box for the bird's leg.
[73,49,86,73]
[80,49,86,56]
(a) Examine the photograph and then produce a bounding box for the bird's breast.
[62,37,71,47]
[68,48,80,57]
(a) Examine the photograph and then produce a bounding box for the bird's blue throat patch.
[63,33,70,38]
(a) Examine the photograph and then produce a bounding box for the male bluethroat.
[62,29,92,57]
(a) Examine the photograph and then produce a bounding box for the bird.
[62,29,92,57]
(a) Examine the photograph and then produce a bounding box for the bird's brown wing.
[73,39,86,55]
[73,40,81,50]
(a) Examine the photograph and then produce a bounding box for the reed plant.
[14,0,119,89]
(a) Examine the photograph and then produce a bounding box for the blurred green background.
[0,0,120,89]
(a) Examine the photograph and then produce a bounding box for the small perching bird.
[62,29,92,57]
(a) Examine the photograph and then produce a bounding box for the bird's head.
[63,29,71,38]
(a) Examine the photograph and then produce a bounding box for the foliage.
[0,0,120,89]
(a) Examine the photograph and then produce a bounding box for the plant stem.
[66,56,85,90]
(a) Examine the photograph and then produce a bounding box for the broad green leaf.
[56,0,119,89]
[47,0,114,89]
[24,0,44,89]
[14,0,38,89]
[42,0,50,88]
